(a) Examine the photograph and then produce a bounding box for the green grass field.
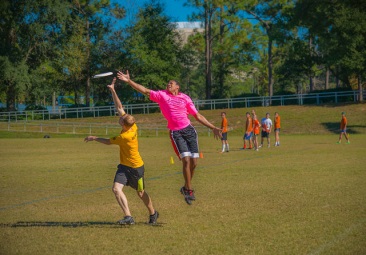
[1,134,366,254]
[1,104,366,254]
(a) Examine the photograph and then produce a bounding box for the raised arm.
[194,112,222,140]
[117,70,151,97]
[107,78,125,116]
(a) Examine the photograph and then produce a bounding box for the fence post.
[40,123,43,132]
[335,92,338,103]
[8,121,10,131]
[73,124,75,134]
[105,126,108,135]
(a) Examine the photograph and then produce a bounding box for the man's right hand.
[117,70,130,83]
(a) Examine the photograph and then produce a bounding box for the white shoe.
[267,144,270,148]
[258,145,262,148]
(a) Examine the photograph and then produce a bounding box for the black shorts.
[114,164,145,191]
[221,132,228,141]
[261,130,269,138]
[170,124,199,159]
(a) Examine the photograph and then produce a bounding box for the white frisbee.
[92,72,114,78]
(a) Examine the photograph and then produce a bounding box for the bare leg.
[182,156,198,190]
[112,182,131,216]
[137,190,154,215]
[182,156,192,190]
[190,157,197,181]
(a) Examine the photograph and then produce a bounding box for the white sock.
[226,144,229,151]
[222,144,225,152]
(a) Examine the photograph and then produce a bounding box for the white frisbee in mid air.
[92,71,114,78]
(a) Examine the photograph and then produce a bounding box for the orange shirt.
[221,117,228,133]
[246,117,253,132]
[253,119,260,135]
[274,116,281,129]
[340,116,347,129]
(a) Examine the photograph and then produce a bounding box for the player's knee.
[137,190,145,198]
[112,186,121,195]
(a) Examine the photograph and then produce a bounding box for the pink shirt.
[150,90,198,130]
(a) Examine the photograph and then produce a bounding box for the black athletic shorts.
[261,130,269,138]
[170,124,199,159]
[114,164,145,191]
[221,132,228,141]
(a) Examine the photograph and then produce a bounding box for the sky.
[119,0,198,23]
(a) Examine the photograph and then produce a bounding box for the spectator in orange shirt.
[220,112,229,153]
[337,112,350,144]
[242,112,253,149]
[252,114,261,151]
[274,112,281,146]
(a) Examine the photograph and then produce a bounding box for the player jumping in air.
[117,71,221,205]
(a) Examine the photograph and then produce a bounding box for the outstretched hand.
[84,136,96,142]
[107,78,117,90]
[212,127,222,140]
[117,70,130,83]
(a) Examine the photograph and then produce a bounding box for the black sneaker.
[180,187,195,204]
[117,216,135,225]
[148,210,159,224]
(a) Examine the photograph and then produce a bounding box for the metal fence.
[0,121,214,137]
[0,90,364,122]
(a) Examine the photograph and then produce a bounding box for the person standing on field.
[259,113,272,148]
[274,112,281,146]
[117,70,221,205]
[252,114,261,151]
[242,112,253,149]
[84,77,158,225]
[220,112,229,153]
[337,112,350,144]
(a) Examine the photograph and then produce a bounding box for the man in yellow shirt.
[84,77,158,225]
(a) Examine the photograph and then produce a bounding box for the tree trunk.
[6,83,17,111]
[205,6,212,100]
[309,37,314,92]
[218,6,225,97]
[267,36,273,97]
[325,68,329,90]
[359,74,363,102]
[85,20,91,107]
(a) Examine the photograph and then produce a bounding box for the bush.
[25,105,47,111]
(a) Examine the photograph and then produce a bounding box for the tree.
[241,0,294,97]
[122,0,183,102]
[0,0,69,110]
[291,0,366,100]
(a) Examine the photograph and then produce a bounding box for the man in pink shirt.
[117,71,221,205]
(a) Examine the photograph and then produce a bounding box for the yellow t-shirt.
[110,124,144,168]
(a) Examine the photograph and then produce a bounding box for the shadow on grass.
[0,221,164,228]
[321,122,364,134]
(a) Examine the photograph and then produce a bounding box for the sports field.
[1,133,366,254]
[1,103,366,254]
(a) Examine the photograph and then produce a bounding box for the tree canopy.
[1,0,365,111]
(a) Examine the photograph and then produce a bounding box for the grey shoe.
[180,187,195,205]
[148,211,159,224]
[117,216,135,225]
